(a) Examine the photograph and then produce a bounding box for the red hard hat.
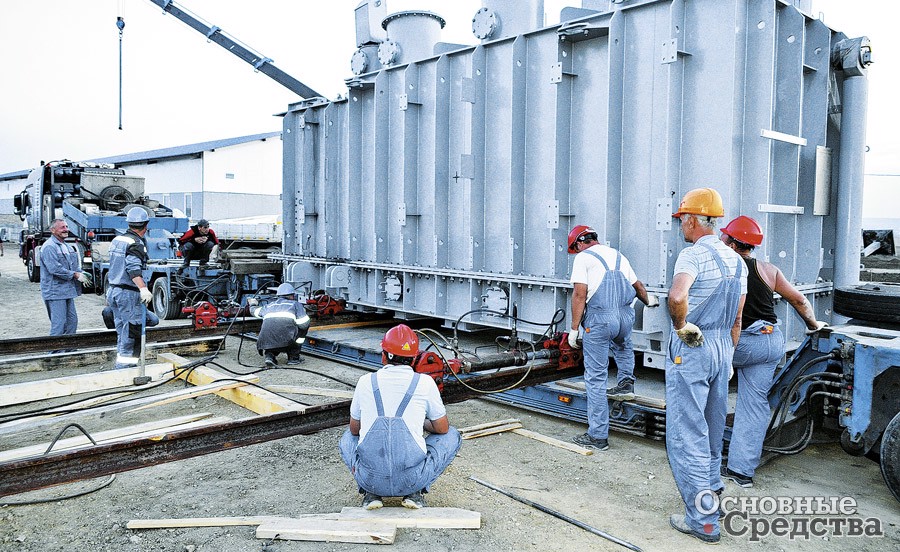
[567,225,597,253]
[722,215,763,246]
[382,324,419,358]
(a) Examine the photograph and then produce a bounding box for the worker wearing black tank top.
[719,216,826,488]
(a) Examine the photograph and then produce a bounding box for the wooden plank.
[159,353,304,415]
[0,413,216,463]
[266,385,354,400]
[458,418,521,434]
[126,515,336,529]
[338,507,481,529]
[554,380,666,409]
[461,422,523,440]
[0,337,224,376]
[0,363,174,407]
[511,428,593,456]
[256,519,396,544]
[0,380,254,437]
[126,380,253,412]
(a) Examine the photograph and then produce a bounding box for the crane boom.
[147,0,324,99]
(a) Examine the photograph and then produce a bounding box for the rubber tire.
[879,410,900,503]
[27,251,40,283]
[152,277,181,320]
[833,283,900,324]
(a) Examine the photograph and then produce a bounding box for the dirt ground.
[0,252,898,552]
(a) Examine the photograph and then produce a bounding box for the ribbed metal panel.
[280,0,866,361]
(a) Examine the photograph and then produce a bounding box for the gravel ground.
[1,252,899,552]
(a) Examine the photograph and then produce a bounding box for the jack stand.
[133,305,151,386]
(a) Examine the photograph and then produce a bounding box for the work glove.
[246,297,259,307]
[729,364,735,380]
[567,330,581,349]
[805,321,828,335]
[675,322,704,347]
[645,295,660,308]
[76,272,92,286]
[139,287,153,305]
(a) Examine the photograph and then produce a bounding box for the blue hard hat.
[126,207,150,223]
[276,283,295,297]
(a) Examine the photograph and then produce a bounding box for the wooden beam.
[0,337,224,375]
[0,363,174,407]
[266,385,354,400]
[256,519,396,544]
[126,515,335,529]
[554,380,666,410]
[457,418,521,434]
[159,353,304,415]
[511,428,593,456]
[125,381,253,412]
[0,414,217,463]
[338,507,481,529]
[461,422,523,440]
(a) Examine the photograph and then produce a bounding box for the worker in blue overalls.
[40,218,89,335]
[339,324,461,510]
[106,207,158,369]
[566,225,658,451]
[247,283,311,367]
[720,215,826,488]
[666,188,747,544]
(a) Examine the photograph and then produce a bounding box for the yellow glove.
[139,287,153,305]
[805,321,827,335]
[567,330,581,349]
[675,322,704,347]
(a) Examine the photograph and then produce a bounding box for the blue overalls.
[581,250,636,440]
[666,242,742,536]
[39,236,81,335]
[339,372,461,497]
[728,319,783,477]
[106,231,158,369]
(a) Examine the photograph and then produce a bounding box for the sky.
[0,0,896,218]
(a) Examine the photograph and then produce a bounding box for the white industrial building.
[0,131,283,234]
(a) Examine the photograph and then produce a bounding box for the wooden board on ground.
[266,385,354,400]
[159,352,304,415]
[457,418,521,434]
[339,507,481,529]
[0,413,215,463]
[126,380,252,412]
[256,519,396,544]
[511,428,593,456]
[554,380,666,409]
[0,337,224,376]
[0,363,174,407]
[126,514,336,529]
[461,422,524,440]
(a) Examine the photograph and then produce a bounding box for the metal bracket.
[546,200,560,229]
[661,38,691,64]
[557,21,611,43]
[758,203,805,215]
[550,63,577,84]
[253,57,273,71]
[205,25,221,40]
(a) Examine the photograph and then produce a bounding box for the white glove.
[75,272,91,286]
[645,295,660,308]
[805,321,827,335]
[139,287,153,305]
[729,365,735,380]
[246,297,259,307]
[567,330,581,349]
[675,322,704,347]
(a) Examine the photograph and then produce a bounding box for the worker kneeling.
[339,324,461,510]
[248,283,310,366]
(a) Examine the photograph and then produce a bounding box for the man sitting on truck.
[178,219,219,272]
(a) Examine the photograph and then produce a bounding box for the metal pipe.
[833,37,872,290]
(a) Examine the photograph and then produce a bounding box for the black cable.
[0,475,116,507]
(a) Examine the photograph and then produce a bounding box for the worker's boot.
[361,492,383,510]
[287,354,304,365]
[264,352,277,368]
[607,378,636,401]
[572,432,609,451]
[401,490,426,509]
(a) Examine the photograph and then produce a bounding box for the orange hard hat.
[567,225,597,253]
[672,188,725,218]
[722,215,763,246]
[382,324,419,358]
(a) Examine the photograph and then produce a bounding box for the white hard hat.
[126,207,150,223]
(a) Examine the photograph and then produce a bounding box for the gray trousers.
[44,298,78,336]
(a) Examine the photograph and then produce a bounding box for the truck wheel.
[880,410,900,503]
[27,251,40,283]
[152,277,181,320]
[834,283,900,324]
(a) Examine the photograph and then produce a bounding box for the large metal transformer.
[278,0,870,368]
